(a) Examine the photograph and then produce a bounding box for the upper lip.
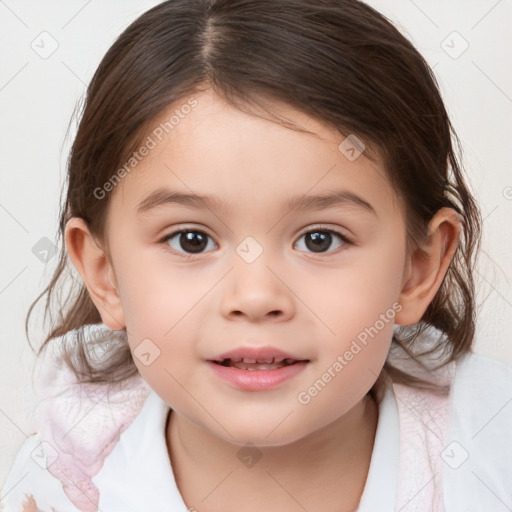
[208,346,309,364]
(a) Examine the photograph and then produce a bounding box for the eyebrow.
[136,188,377,216]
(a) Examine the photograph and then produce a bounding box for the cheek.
[302,235,405,367]
[115,245,207,331]
[112,248,214,393]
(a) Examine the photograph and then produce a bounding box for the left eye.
[294,229,350,254]
[162,230,217,255]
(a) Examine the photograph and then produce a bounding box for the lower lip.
[206,361,309,391]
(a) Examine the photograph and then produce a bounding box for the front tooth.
[242,358,257,364]
[259,358,274,364]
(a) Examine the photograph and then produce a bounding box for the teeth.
[232,362,288,370]
[216,357,303,368]
[217,357,300,370]
[239,358,287,364]
[239,357,289,364]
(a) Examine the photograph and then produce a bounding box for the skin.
[65,89,461,511]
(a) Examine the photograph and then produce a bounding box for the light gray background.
[1,0,511,492]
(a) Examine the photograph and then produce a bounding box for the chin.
[210,421,311,448]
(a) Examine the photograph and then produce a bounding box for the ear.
[64,217,126,330]
[395,207,461,326]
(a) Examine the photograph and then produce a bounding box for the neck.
[166,393,379,512]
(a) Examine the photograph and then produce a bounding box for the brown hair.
[26,0,482,398]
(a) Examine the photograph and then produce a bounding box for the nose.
[220,256,296,323]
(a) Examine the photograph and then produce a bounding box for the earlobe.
[395,207,461,326]
[64,217,125,330]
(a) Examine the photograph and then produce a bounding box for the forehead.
[110,89,402,221]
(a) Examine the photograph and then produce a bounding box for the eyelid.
[159,224,216,240]
[159,224,353,242]
[295,224,354,244]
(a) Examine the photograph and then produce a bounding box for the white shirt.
[93,382,400,511]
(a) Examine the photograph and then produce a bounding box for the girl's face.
[104,89,409,445]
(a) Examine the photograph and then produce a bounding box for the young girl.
[2,0,511,511]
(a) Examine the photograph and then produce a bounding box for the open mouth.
[206,356,310,390]
[211,357,308,370]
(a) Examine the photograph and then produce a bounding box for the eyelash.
[158,225,354,260]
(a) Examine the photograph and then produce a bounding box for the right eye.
[160,229,218,257]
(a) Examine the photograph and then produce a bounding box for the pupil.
[306,231,331,252]
[180,231,207,253]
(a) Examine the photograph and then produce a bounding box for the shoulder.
[0,434,82,512]
[389,346,512,510]
[443,351,512,509]
[454,350,512,384]
[1,324,152,512]
[451,350,512,424]
[449,350,512,446]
